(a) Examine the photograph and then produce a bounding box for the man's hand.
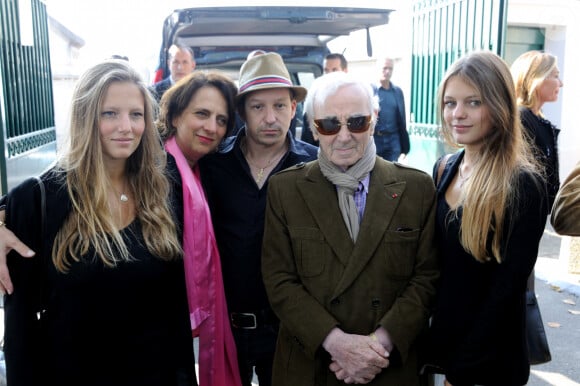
[0,210,35,294]
[323,327,390,384]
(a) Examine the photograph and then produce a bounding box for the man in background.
[323,52,348,74]
[150,44,196,101]
[373,57,409,162]
[301,53,349,146]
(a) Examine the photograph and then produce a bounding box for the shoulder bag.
[526,290,552,364]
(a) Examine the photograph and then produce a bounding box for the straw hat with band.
[237,52,307,103]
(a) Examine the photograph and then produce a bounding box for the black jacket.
[520,107,560,210]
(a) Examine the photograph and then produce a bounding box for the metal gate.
[408,0,507,173]
[0,0,56,195]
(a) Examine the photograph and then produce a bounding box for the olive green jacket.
[262,157,439,385]
[551,160,580,236]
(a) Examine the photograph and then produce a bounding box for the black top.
[520,107,560,210]
[423,152,548,386]
[199,130,317,313]
[3,166,194,386]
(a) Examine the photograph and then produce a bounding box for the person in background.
[301,53,349,146]
[511,51,563,292]
[199,52,318,386]
[3,59,196,386]
[323,52,349,74]
[422,51,548,386]
[157,71,242,386]
[511,50,563,212]
[151,44,197,101]
[551,160,580,236]
[373,57,409,162]
[262,71,439,385]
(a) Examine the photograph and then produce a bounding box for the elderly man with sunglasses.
[261,71,439,386]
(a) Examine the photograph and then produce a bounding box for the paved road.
[528,226,580,386]
[527,277,580,385]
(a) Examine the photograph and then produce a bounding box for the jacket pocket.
[382,229,420,279]
[289,227,326,277]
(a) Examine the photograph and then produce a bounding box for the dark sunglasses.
[313,115,372,136]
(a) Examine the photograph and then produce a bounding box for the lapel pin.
[391,193,398,199]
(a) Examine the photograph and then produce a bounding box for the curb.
[535,257,580,297]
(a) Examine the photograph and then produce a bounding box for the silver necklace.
[112,183,129,202]
[458,158,471,187]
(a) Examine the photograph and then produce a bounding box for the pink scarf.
[165,138,241,386]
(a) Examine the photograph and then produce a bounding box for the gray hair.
[304,71,378,127]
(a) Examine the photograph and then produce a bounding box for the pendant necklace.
[247,153,284,184]
[458,158,471,187]
[243,141,286,184]
[112,182,129,202]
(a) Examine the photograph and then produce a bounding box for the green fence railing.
[0,0,56,195]
[408,0,507,173]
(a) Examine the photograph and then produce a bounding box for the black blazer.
[520,107,560,210]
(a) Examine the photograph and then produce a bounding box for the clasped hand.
[323,327,391,384]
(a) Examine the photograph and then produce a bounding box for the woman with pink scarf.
[157,71,242,386]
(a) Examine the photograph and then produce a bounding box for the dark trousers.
[232,323,278,386]
[374,132,401,161]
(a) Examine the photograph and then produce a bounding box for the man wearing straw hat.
[199,52,318,385]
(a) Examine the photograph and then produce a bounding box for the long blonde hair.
[438,51,539,263]
[53,60,182,272]
[511,50,558,117]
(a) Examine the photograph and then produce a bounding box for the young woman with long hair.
[3,59,195,386]
[422,51,548,386]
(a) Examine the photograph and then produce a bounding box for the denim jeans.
[374,132,401,161]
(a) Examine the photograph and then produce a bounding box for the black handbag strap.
[34,176,46,253]
[435,153,452,187]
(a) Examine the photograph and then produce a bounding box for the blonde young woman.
[511,50,563,210]
[3,60,195,385]
[422,51,548,386]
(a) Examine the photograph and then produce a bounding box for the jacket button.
[331,298,340,306]
[371,298,381,308]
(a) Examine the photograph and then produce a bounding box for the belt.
[374,130,395,137]
[230,309,278,330]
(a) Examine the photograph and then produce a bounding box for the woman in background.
[511,50,563,211]
[423,51,548,386]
